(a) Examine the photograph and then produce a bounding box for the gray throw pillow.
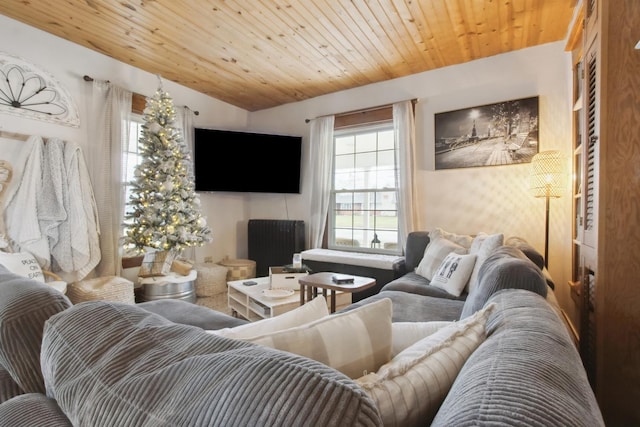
[505,236,545,270]
[460,246,547,319]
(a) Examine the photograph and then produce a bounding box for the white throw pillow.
[391,321,451,357]
[356,303,496,427]
[466,233,504,293]
[0,251,45,282]
[247,298,393,379]
[415,237,467,281]
[428,227,473,249]
[209,295,329,339]
[430,252,477,297]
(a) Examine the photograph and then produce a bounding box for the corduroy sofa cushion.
[0,366,23,404]
[41,301,382,427]
[0,265,71,395]
[432,290,605,426]
[0,393,72,427]
[460,246,547,319]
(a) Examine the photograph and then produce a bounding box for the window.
[329,122,400,254]
[122,114,143,256]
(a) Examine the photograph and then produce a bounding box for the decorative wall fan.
[0,51,79,127]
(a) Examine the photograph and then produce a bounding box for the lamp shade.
[529,150,564,198]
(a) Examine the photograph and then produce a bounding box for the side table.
[298,272,376,313]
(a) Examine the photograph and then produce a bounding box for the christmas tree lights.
[124,82,212,254]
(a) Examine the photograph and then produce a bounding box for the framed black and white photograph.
[434,96,539,170]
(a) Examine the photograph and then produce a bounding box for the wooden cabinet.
[569,0,640,424]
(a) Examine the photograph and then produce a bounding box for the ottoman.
[67,276,135,304]
[193,262,230,314]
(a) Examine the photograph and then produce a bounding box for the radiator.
[248,219,305,277]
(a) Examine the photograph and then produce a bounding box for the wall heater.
[248,219,305,277]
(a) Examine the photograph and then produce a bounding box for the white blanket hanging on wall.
[3,135,51,268]
[3,136,100,281]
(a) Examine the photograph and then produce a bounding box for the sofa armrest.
[432,290,604,426]
[404,231,430,272]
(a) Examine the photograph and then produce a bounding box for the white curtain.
[394,101,419,251]
[176,106,197,260]
[177,106,196,175]
[85,80,132,276]
[308,115,335,248]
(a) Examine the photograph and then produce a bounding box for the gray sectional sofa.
[338,230,604,425]
[0,228,604,426]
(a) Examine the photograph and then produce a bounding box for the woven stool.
[193,262,228,297]
[67,276,135,304]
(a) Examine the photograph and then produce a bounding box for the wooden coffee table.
[298,272,376,313]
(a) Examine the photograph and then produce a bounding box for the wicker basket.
[218,258,256,281]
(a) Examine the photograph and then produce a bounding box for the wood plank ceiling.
[0,0,576,111]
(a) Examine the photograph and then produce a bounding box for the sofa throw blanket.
[41,301,382,427]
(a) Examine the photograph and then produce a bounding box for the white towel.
[64,140,101,280]
[40,138,68,269]
[42,139,101,281]
[4,136,51,269]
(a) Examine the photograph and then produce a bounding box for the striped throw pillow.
[247,298,392,379]
[356,303,496,426]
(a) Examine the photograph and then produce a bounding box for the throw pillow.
[247,298,393,379]
[428,227,473,249]
[0,251,45,282]
[415,238,467,281]
[356,303,496,427]
[209,295,329,339]
[430,252,477,297]
[505,236,545,270]
[391,321,451,357]
[466,233,503,294]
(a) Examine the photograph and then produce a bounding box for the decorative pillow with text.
[431,252,477,297]
[0,251,45,282]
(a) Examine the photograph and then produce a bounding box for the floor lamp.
[529,150,563,269]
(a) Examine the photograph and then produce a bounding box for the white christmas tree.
[124,82,212,254]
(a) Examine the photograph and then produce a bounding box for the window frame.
[328,120,401,255]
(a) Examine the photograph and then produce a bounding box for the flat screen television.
[193,128,302,194]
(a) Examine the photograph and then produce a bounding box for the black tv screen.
[193,128,302,194]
